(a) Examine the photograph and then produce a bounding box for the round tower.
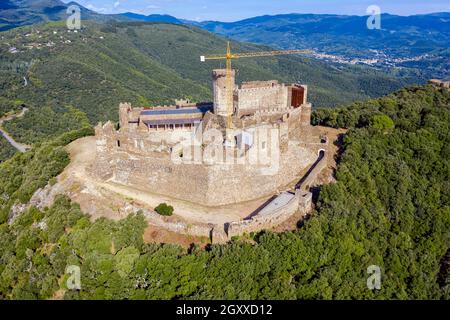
[212,69,235,117]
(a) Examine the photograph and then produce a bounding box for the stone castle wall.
[227,190,312,238]
[236,84,289,116]
[298,149,328,191]
[92,123,327,243]
[140,189,313,243]
[93,123,318,206]
[225,149,327,239]
[93,99,316,207]
[143,209,212,239]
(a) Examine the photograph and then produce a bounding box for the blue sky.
[63,0,450,21]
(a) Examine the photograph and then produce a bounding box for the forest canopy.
[0,85,448,300]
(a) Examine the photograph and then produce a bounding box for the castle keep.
[212,69,308,118]
[93,69,320,207]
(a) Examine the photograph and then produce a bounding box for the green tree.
[369,114,395,130]
[155,203,174,216]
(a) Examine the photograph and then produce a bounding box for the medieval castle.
[91,69,329,240]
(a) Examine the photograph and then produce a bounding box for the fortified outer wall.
[143,209,212,239]
[92,124,327,242]
[95,140,317,206]
[204,140,316,205]
[225,150,327,239]
[227,190,312,238]
[93,120,318,206]
[112,153,211,204]
[139,188,313,243]
[298,149,327,191]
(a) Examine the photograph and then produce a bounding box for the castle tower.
[119,103,132,129]
[212,69,235,117]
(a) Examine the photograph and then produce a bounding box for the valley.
[195,13,450,80]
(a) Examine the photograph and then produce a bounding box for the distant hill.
[120,12,182,24]
[195,13,449,53]
[193,13,450,79]
[0,0,127,31]
[0,21,421,145]
[0,0,182,32]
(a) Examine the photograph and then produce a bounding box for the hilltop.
[0,84,448,299]
[119,12,182,24]
[1,0,92,31]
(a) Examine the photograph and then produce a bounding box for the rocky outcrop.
[29,182,65,210]
[7,180,66,225]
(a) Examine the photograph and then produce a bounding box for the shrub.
[154,203,174,216]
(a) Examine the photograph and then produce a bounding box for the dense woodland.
[3,105,91,144]
[0,85,448,299]
[0,135,16,162]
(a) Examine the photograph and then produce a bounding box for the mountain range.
[1,1,448,78]
[120,12,182,24]
[192,13,450,79]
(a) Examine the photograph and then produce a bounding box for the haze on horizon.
[62,0,450,22]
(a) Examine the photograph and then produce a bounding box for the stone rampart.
[298,150,327,191]
[143,209,212,239]
[227,190,312,238]
[93,121,318,206]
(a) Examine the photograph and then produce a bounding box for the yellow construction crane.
[201,42,312,128]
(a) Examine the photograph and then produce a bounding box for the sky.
[62,0,450,22]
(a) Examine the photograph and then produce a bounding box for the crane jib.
[202,50,312,60]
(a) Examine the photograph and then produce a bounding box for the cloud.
[146,5,161,9]
[114,1,120,9]
[86,3,107,13]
